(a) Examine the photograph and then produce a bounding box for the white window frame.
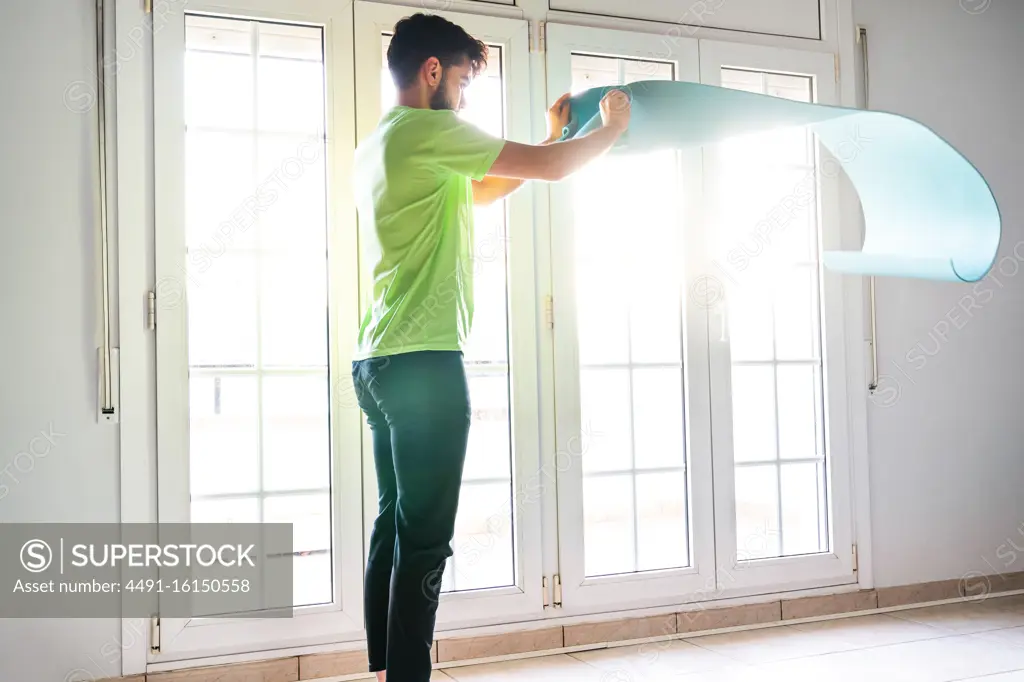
[152,0,365,661]
[545,22,720,614]
[699,39,857,592]
[352,1,547,629]
[546,26,861,614]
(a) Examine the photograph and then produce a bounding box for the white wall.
[0,0,124,680]
[853,0,1024,587]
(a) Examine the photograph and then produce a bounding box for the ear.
[422,57,442,86]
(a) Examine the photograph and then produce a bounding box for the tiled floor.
[431,595,1024,681]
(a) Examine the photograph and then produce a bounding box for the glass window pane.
[185,15,332,609]
[462,205,509,364]
[380,54,397,107]
[624,58,674,83]
[264,494,333,607]
[730,365,777,463]
[255,136,328,254]
[772,178,818,264]
[463,373,512,482]
[576,266,631,364]
[572,54,689,579]
[188,376,259,496]
[584,474,635,577]
[263,493,331,554]
[191,497,259,523]
[257,23,324,133]
[710,167,817,262]
[186,131,257,252]
[580,369,633,474]
[186,51,253,130]
[727,283,774,362]
[721,68,762,93]
[449,482,514,591]
[777,364,820,461]
[460,64,504,138]
[186,253,258,367]
[259,22,323,60]
[257,57,325,133]
[292,553,332,608]
[187,15,251,54]
[632,368,685,470]
[627,192,683,365]
[629,295,682,364]
[719,67,829,563]
[261,375,330,491]
[636,472,689,571]
[774,266,819,361]
[260,254,329,368]
[572,53,680,368]
[571,54,622,93]
[781,462,826,555]
[765,73,813,103]
[734,465,780,561]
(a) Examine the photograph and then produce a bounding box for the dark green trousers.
[352,351,471,681]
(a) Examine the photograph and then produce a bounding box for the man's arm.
[471,138,556,206]
[486,90,630,183]
[472,93,573,206]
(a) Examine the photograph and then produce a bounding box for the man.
[350,12,631,682]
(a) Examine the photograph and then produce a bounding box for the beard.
[429,72,455,111]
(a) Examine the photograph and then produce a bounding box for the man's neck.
[396,89,430,109]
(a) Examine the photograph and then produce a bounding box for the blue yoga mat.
[559,81,1001,283]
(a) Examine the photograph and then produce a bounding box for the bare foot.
[375,671,386,682]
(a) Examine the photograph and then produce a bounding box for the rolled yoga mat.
[559,80,1001,283]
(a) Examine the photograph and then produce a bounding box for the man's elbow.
[472,189,498,207]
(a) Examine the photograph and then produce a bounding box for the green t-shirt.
[352,106,506,360]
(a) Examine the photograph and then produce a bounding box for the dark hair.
[387,13,488,89]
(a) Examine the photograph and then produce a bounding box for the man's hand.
[599,89,631,133]
[546,93,572,143]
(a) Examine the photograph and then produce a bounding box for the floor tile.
[977,625,1024,648]
[685,623,863,664]
[431,670,456,680]
[442,654,603,682]
[955,671,1024,681]
[787,612,948,647]
[891,600,1024,634]
[430,598,1024,682]
[756,633,1024,682]
[570,639,739,677]
[671,665,763,681]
